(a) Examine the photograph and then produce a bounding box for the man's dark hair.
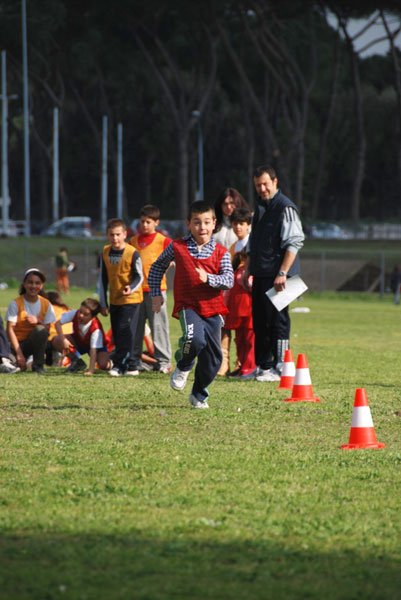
[139,205,160,221]
[230,208,252,225]
[253,165,277,180]
[187,200,215,220]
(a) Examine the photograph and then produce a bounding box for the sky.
[327,11,401,57]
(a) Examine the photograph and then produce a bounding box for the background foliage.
[1,0,401,228]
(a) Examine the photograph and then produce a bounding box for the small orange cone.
[277,349,295,390]
[341,388,385,450]
[284,353,320,402]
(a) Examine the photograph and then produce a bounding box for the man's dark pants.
[251,277,290,370]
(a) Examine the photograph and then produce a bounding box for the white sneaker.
[109,367,122,377]
[189,394,209,409]
[158,364,172,374]
[170,367,190,391]
[275,362,284,375]
[125,369,139,376]
[255,368,280,382]
[0,357,20,374]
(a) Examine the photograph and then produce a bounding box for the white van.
[42,216,92,238]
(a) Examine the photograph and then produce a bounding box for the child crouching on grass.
[53,298,111,375]
[148,200,234,409]
[6,268,56,374]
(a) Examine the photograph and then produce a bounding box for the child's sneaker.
[125,369,139,376]
[0,357,20,374]
[170,367,190,391]
[109,367,122,377]
[65,358,86,373]
[255,368,280,382]
[189,394,209,409]
[240,368,257,380]
[157,364,172,374]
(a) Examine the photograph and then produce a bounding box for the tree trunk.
[240,83,255,207]
[311,35,341,219]
[350,46,366,222]
[381,12,401,214]
[177,132,189,218]
[294,140,305,212]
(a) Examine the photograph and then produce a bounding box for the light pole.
[191,110,204,201]
[22,0,31,235]
[117,123,123,219]
[52,107,59,222]
[1,51,18,235]
[101,115,108,233]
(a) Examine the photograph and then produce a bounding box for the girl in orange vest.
[5,268,56,374]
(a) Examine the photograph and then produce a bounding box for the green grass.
[0,289,401,599]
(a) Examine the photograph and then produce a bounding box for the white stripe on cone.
[351,406,374,428]
[282,362,295,376]
[294,368,311,386]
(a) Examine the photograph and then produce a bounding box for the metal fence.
[1,241,400,297]
[301,249,401,295]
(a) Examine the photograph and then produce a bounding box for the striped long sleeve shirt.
[148,235,234,297]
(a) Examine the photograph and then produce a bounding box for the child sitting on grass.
[45,291,72,366]
[53,298,111,375]
[149,200,234,409]
[5,268,56,374]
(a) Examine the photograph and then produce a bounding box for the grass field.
[0,287,400,599]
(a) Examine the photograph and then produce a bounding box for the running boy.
[148,200,234,409]
[99,218,143,376]
[130,205,172,373]
[53,298,111,375]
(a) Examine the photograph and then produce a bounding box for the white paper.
[266,275,308,311]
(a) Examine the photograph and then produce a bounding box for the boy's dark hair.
[139,205,160,221]
[59,247,67,252]
[187,200,215,220]
[230,208,252,225]
[81,298,101,316]
[253,165,277,180]
[106,218,126,232]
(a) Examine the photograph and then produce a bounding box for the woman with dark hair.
[213,187,249,250]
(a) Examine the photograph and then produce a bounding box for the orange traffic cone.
[341,388,385,450]
[277,349,295,390]
[284,353,320,402]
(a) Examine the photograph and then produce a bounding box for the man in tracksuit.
[243,165,304,382]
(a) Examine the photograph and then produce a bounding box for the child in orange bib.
[5,268,56,374]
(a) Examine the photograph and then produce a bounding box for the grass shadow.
[0,533,399,600]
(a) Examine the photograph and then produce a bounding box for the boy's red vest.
[172,239,228,319]
[72,312,104,351]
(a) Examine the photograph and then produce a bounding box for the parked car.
[310,223,351,240]
[41,216,92,238]
[0,219,18,237]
